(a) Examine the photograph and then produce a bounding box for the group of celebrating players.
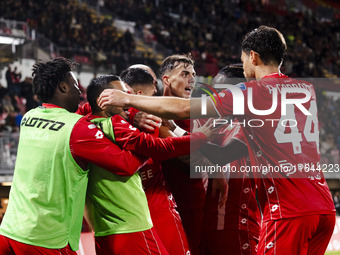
[0,25,336,255]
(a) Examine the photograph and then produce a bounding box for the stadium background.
[0,0,339,254]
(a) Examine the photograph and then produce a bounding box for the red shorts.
[200,229,259,255]
[151,208,190,255]
[94,227,169,255]
[258,214,336,255]
[0,235,76,255]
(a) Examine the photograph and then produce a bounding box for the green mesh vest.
[0,107,87,251]
[86,117,152,236]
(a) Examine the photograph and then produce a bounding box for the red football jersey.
[203,123,261,236]
[76,102,92,116]
[127,108,184,211]
[87,114,207,212]
[139,161,177,212]
[127,109,190,254]
[214,73,335,222]
[162,119,207,210]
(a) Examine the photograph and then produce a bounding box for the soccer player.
[125,64,163,131]
[121,67,191,255]
[98,26,336,254]
[84,75,215,255]
[158,54,207,255]
[0,58,147,254]
[196,65,260,255]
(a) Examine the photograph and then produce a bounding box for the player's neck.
[48,98,70,112]
[92,110,107,118]
[255,65,280,80]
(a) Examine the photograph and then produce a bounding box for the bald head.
[128,64,157,81]
[128,64,163,95]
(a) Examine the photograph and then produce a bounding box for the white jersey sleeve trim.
[173,125,188,137]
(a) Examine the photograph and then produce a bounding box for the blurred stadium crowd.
[95,0,340,77]
[0,0,339,162]
[1,0,340,77]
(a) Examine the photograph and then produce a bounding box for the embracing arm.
[128,108,162,131]
[111,115,217,162]
[98,89,219,119]
[70,118,147,176]
[199,138,248,166]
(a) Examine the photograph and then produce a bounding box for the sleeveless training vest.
[0,107,87,251]
[86,117,152,236]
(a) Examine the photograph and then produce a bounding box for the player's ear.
[136,90,143,95]
[162,75,170,87]
[162,75,172,96]
[250,50,261,66]
[58,81,69,93]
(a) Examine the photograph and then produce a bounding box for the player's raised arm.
[98,88,219,119]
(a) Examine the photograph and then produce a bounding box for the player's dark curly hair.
[241,25,287,66]
[87,75,121,112]
[159,53,194,78]
[120,68,154,88]
[32,58,77,102]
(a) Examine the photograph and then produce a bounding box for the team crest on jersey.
[236,83,246,90]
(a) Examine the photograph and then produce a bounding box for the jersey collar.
[262,72,288,79]
[42,103,63,109]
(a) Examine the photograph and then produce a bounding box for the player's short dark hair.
[216,64,245,89]
[241,25,287,66]
[32,57,77,102]
[191,64,245,98]
[159,54,194,78]
[87,75,121,112]
[219,64,244,79]
[120,68,154,88]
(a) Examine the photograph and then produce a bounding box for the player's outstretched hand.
[98,89,129,109]
[134,111,162,131]
[192,118,222,140]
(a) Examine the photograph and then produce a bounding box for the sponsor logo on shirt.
[271,205,279,212]
[242,243,250,250]
[266,242,274,249]
[268,186,275,194]
[21,117,65,131]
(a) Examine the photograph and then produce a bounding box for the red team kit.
[205,73,335,254]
